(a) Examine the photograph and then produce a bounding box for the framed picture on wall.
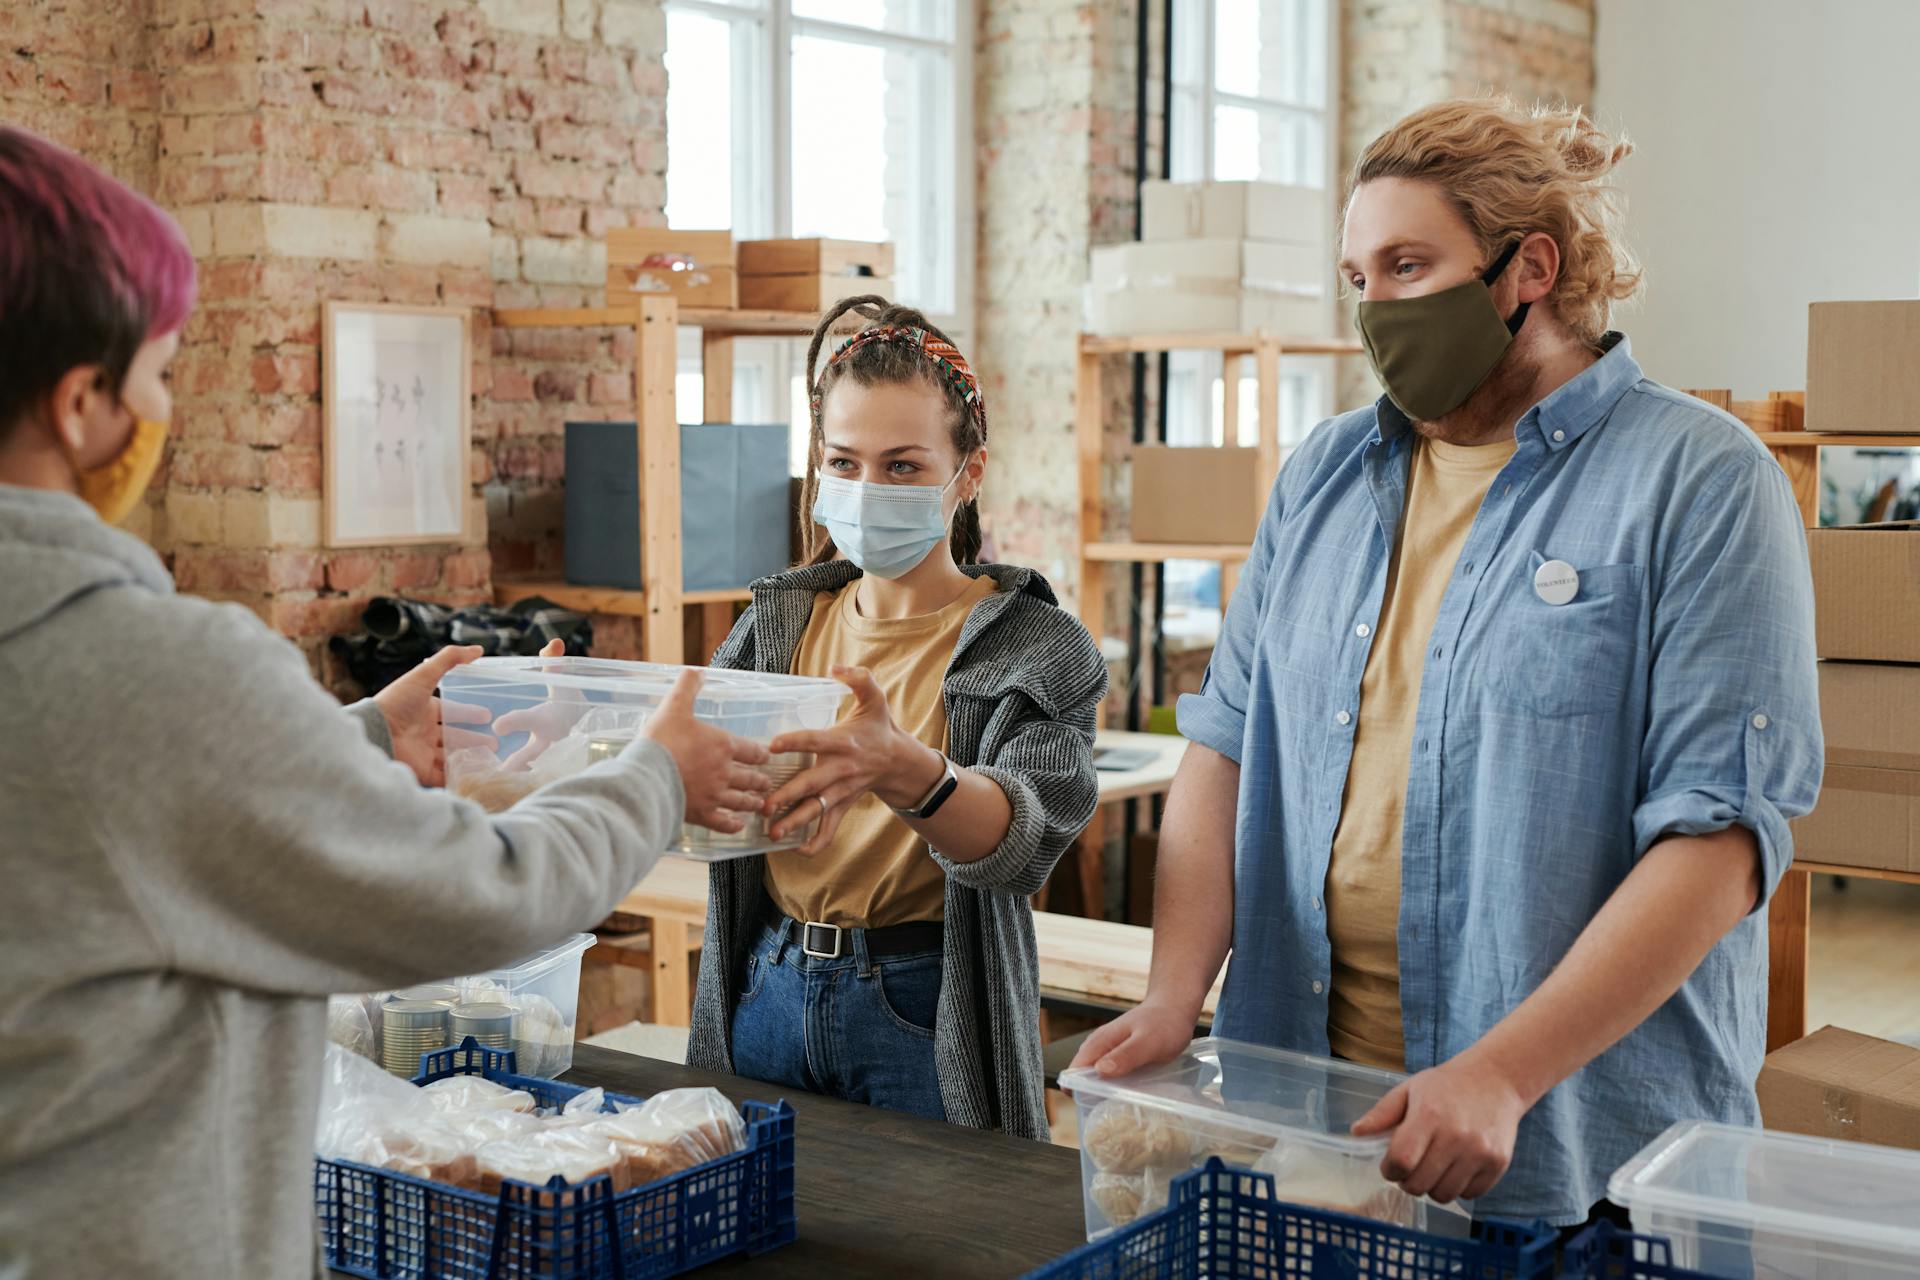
[322,301,472,547]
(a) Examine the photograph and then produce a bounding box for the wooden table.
[1032,911,1220,1018]
[567,1044,1087,1277]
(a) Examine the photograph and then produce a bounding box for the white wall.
[1594,0,1920,399]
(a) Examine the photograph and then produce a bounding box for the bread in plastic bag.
[1251,1141,1416,1226]
[583,1087,746,1186]
[327,995,377,1061]
[475,1128,627,1203]
[421,1074,537,1115]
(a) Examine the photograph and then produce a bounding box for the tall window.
[1160,0,1337,626]
[665,1,973,462]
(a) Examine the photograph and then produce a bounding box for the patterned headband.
[810,324,988,436]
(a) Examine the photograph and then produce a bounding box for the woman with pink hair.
[0,126,771,1276]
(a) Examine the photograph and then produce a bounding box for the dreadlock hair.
[800,294,986,568]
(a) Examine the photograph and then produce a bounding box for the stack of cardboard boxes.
[604,231,893,314]
[1085,180,1335,337]
[1792,300,1920,875]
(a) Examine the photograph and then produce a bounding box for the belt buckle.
[801,921,842,960]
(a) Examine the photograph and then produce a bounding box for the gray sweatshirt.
[0,485,684,1278]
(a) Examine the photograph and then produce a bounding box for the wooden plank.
[649,916,694,1027]
[1753,433,1920,447]
[684,587,753,605]
[1075,345,1105,657]
[1679,387,1733,411]
[1220,352,1241,445]
[1032,911,1223,1016]
[1093,729,1185,804]
[681,308,866,337]
[493,306,644,329]
[1767,867,1811,1052]
[616,856,711,920]
[1076,809,1108,922]
[702,331,734,423]
[1793,860,1920,887]
[635,296,684,664]
[1085,541,1252,563]
[1220,559,1241,610]
[1081,332,1365,357]
[493,580,647,616]
[1254,337,1281,486]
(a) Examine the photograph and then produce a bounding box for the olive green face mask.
[1355,240,1531,423]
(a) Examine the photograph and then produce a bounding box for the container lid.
[450,1002,516,1023]
[383,1000,450,1022]
[443,656,847,705]
[1608,1120,1920,1254]
[1057,1036,1402,1157]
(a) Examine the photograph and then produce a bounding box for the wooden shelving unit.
[1073,331,1364,654]
[1739,413,1920,1050]
[491,299,857,664]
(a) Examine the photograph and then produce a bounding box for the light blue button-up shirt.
[1177,335,1823,1224]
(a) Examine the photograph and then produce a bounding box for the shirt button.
[1420,739,1429,752]
[1462,562,1474,574]
[1553,429,1566,442]
[1753,713,1770,730]
[1335,710,1351,726]
[1432,646,1442,660]
[1355,623,1371,638]
[1311,980,1325,995]
[1313,897,1323,912]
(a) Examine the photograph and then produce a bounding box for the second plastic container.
[1058,1036,1471,1242]
[438,656,847,859]
[1607,1120,1920,1280]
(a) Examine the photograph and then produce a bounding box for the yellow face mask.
[74,417,169,526]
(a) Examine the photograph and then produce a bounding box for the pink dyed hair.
[0,126,197,433]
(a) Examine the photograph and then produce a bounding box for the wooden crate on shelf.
[606,228,737,309]
[738,238,894,312]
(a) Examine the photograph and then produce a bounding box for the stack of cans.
[448,1002,516,1053]
[380,999,450,1077]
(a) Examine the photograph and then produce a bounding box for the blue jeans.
[729,917,945,1123]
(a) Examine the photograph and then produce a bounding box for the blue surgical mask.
[812,466,968,579]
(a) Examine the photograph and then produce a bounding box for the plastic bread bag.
[511,994,572,1077]
[327,995,377,1061]
[475,1128,628,1202]
[421,1074,537,1115]
[626,1087,746,1164]
[1251,1141,1417,1227]
[314,1044,432,1164]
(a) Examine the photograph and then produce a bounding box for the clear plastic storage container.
[332,934,597,1080]
[1608,1120,1920,1280]
[438,656,846,860]
[1058,1036,1465,1241]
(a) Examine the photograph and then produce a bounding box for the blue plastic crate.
[1025,1158,1557,1280]
[1560,1222,1741,1280]
[315,1040,796,1280]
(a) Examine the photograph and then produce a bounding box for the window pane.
[666,9,740,230]
[1170,0,1207,89]
[1213,102,1323,187]
[791,34,954,312]
[792,0,954,41]
[1169,86,1206,183]
[1215,0,1325,108]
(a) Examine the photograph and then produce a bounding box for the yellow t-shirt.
[1326,434,1517,1070]
[764,574,997,928]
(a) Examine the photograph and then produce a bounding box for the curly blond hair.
[1347,97,1642,344]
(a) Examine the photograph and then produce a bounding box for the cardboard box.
[1757,1026,1920,1150]
[1130,446,1262,544]
[1791,661,1920,871]
[1807,300,1920,433]
[1808,521,1920,663]
[1142,180,1328,245]
[1086,239,1334,337]
[605,228,736,309]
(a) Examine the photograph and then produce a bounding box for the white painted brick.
[166,490,222,545]
[482,0,560,37]
[212,203,265,257]
[520,235,603,285]
[562,0,597,41]
[260,204,379,261]
[600,0,664,51]
[383,213,492,268]
[223,493,322,548]
[173,204,215,259]
[491,231,521,282]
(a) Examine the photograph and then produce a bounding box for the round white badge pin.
[1534,559,1579,605]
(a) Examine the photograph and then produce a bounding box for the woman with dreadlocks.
[685,296,1107,1139]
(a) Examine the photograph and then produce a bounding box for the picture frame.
[322,301,472,548]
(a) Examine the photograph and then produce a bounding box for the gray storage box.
[565,421,793,593]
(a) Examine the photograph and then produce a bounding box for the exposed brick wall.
[6,0,667,688]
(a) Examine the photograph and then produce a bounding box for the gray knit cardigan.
[685,561,1107,1140]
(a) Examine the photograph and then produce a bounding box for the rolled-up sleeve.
[1633,452,1823,904]
[1176,474,1288,764]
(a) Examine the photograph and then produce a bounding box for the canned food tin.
[448,1002,516,1052]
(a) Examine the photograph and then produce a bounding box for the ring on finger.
[815,795,830,821]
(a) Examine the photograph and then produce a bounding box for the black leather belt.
[764,907,944,961]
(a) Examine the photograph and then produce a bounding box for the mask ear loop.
[1481,239,1532,336]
